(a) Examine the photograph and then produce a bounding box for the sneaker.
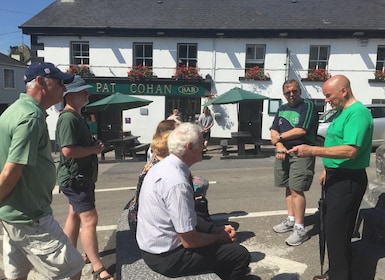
[285,226,309,246]
[273,218,294,233]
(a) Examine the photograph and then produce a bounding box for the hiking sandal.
[92,267,113,280]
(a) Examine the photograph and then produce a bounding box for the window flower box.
[243,66,270,80]
[374,70,385,81]
[127,65,153,81]
[304,69,331,81]
[66,65,94,77]
[173,65,202,80]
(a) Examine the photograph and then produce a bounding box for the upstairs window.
[376,46,385,71]
[133,43,153,67]
[71,41,89,65]
[308,45,330,71]
[4,69,15,88]
[245,44,265,70]
[177,43,197,67]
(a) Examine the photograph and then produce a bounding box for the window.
[308,46,330,71]
[177,44,197,67]
[70,41,89,65]
[133,43,153,67]
[375,46,385,71]
[4,69,15,89]
[245,44,266,70]
[268,99,281,115]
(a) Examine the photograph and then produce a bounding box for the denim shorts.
[274,154,315,192]
[2,214,84,279]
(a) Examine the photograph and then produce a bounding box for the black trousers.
[324,168,367,280]
[141,243,250,280]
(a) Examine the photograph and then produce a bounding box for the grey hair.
[168,122,202,157]
[26,79,37,89]
[282,79,301,93]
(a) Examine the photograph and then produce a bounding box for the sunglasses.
[283,89,299,96]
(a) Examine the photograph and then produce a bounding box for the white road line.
[53,181,218,194]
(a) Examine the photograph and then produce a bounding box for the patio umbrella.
[203,87,269,106]
[85,92,153,112]
[318,185,327,275]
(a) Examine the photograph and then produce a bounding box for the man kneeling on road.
[136,123,251,279]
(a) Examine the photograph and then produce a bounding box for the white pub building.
[20,0,385,146]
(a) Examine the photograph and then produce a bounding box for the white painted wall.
[36,35,385,142]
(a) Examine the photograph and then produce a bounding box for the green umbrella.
[203,87,269,106]
[85,92,153,112]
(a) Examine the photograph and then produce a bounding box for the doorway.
[239,100,264,140]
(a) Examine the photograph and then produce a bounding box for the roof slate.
[0,53,27,67]
[20,0,385,31]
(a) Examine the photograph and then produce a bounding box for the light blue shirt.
[136,154,197,254]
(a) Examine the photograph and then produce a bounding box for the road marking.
[53,181,218,194]
[211,208,318,220]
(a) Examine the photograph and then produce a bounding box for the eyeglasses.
[283,89,299,96]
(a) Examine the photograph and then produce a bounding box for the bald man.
[289,75,373,280]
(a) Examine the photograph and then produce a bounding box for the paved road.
[0,145,383,279]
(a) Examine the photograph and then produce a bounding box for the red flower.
[66,65,93,77]
[245,66,269,80]
[128,65,153,81]
[173,65,202,80]
[374,70,385,80]
[307,69,331,81]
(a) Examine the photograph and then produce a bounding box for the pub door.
[239,100,263,140]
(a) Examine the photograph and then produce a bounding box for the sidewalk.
[115,145,385,280]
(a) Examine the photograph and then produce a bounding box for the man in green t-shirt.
[289,75,373,280]
[56,76,113,280]
[0,62,84,279]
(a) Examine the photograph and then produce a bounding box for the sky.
[0,0,55,55]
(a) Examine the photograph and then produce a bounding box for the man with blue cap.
[0,62,84,279]
[56,76,112,280]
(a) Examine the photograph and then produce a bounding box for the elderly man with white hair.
[137,122,250,279]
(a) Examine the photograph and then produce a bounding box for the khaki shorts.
[274,154,315,192]
[2,214,84,280]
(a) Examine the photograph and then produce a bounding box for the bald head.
[322,75,355,110]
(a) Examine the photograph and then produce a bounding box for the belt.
[325,168,365,173]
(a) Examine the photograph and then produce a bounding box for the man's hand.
[288,144,313,157]
[223,225,237,242]
[93,140,105,155]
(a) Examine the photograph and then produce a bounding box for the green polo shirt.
[323,101,373,169]
[0,94,55,223]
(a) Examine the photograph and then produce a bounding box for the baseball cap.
[24,62,75,84]
[63,75,93,97]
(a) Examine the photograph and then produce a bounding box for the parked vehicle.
[317,104,385,148]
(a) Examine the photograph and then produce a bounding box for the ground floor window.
[165,96,201,123]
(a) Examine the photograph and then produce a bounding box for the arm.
[62,140,104,158]
[288,144,358,159]
[0,162,24,204]
[178,225,236,249]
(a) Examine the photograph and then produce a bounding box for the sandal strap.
[92,267,113,280]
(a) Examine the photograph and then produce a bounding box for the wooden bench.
[127,143,150,159]
[116,209,221,280]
